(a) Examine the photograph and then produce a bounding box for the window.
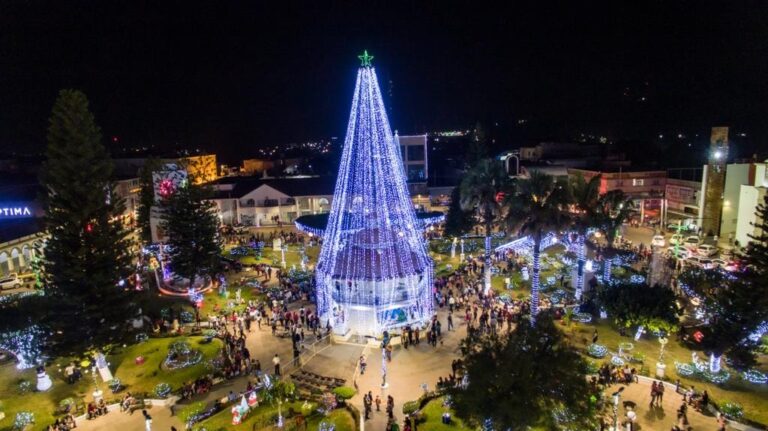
[632,179,644,186]
[407,145,425,161]
[407,166,426,182]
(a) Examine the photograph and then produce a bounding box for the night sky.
[1,1,767,163]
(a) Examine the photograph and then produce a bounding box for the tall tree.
[678,196,768,372]
[505,171,570,323]
[160,183,221,285]
[460,159,510,293]
[39,89,135,355]
[444,186,474,237]
[597,282,680,334]
[569,173,601,300]
[678,268,765,372]
[594,190,634,283]
[137,157,162,244]
[448,315,597,431]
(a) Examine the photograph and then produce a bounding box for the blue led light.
[315,63,433,336]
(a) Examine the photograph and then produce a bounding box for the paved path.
[352,307,464,431]
[605,380,723,431]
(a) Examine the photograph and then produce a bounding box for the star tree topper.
[358,50,374,67]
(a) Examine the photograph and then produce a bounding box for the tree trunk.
[484,229,492,295]
[709,352,722,374]
[575,234,585,301]
[531,234,541,325]
[603,251,613,284]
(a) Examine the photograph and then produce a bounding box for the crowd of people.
[46,414,77,431]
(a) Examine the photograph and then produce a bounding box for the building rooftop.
[210,175,336,199]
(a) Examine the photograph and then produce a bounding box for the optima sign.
[0,206,33,218]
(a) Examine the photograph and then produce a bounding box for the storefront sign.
[0,206,33,218]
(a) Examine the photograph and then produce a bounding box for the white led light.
[316,66,433,336]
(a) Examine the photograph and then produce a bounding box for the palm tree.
[505,171,571,324]
[569,173,602,300]
[460,159,510,294]
[594,190,635,284]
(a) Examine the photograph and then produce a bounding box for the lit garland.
[742,369,768,384]
[315,57,433,336]
[674,360,731,383]
[573,312,593,323]
[154,382,172,398]
[164,341,203,370]
[610,355,625,366]
[13,411,34,429]
[675,362,695,376]
[494,232,558,256]
[587,344,607,358]
[294,219,325,236]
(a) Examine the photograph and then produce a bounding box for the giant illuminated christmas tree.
[316,52,433,337]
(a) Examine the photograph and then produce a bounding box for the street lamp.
[611,387,625,431]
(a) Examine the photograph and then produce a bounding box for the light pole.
[611,387,625,431]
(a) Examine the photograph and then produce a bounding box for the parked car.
[666,246,688,259]
[683,236,701,250]
[0,273,22,290]
[712,258,739,272]
[696,244,718,257]
[685,256,714,269]
[651,235,666,247]
[669,234,684,245]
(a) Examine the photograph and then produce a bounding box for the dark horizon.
[1,1,767,164]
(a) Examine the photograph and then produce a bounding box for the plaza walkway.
[352,307,464,431]
[604,381,716,430]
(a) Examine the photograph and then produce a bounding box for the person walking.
[656,381,665,406]
[142,410,152,431]
[386,395,394,419]
[447,313,454,331]
[273,353,281,376]
[375,394,382,411]
[649,381,657,406]
[364,391,373,420]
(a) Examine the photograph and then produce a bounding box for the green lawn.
[0,336,222,431]
[418,397,471,431]
[222,244,320,270]
[105,336,223,395]
[192,399,355,431]
[568,320,768,425]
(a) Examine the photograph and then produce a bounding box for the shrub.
[179,402,206,423]
[108,378,122,392]
[402,400,419,415]
[719,402,743,420]
[13,411,34,430]
[332,386,356,400]
[154,382,172,398]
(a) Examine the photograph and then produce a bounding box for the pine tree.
[137,157,162,244]
[39,89,135,355]
[444,186,474,237]
[160,183,221,284]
